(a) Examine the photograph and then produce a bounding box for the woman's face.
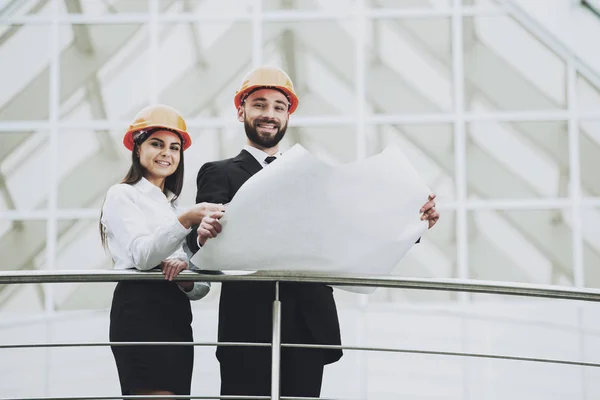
[137,130,182,186]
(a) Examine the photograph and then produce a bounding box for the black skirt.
[109,280,193,395]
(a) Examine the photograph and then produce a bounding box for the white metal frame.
[1,7,600,385]
[0,0,599,276]
[0,5,507,25]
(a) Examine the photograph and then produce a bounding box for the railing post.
[271,281,282,400]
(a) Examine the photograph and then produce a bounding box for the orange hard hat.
[123,104,192,151]
[234,66,299,114]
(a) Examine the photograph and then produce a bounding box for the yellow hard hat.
[234,66,299,114]
[123,104,192,151]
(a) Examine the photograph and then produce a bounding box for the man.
[187,65,440,397]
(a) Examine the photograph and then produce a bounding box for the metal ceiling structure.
[1,0,599,310]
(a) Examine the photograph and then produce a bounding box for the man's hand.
[197,211,224,246]
[420,193,440,229]
[160,259,188,281]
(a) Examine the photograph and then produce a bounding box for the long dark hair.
[99,130,185,250]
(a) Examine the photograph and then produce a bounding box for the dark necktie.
[265,156,277,164]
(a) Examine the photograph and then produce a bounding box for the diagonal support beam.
[5,20,287,306]
[375,3,600,197]
[63,0,119,156]
[0,152,126,300]
[0,0,177,162]
[289,10,600,286]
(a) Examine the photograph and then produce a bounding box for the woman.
[100,104,224,398]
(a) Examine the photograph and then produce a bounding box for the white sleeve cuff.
[169,214,192,240]
[179,282,211,301]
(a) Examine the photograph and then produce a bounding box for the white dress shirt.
[101,177,210,301]
[243,144,282,167]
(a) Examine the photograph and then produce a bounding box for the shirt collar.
[133,177,176,202]
[243,144,282,166]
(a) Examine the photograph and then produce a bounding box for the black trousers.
[219,303,326,398]
[220,345,325,398]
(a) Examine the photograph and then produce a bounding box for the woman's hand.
[179,203,225,228]
[160,259,188,281]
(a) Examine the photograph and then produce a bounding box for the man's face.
[238,88,290,150]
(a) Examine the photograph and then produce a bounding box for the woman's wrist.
[177,213,191,229]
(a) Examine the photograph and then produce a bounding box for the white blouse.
[101,177,210,301]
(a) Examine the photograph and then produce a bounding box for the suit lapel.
[233,149,263,177]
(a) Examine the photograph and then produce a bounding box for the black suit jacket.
[187,150,343,365]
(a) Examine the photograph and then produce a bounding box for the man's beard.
[244,117,287,149]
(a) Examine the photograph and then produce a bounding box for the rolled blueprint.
[190,144,431,294]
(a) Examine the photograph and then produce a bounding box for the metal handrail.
[2,269,600,400]
[2,269,600,301]
[498,0,600,89]
[1,340,598,369]
[3,396,339,400]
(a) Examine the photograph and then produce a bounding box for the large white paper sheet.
[190,144,430,294]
